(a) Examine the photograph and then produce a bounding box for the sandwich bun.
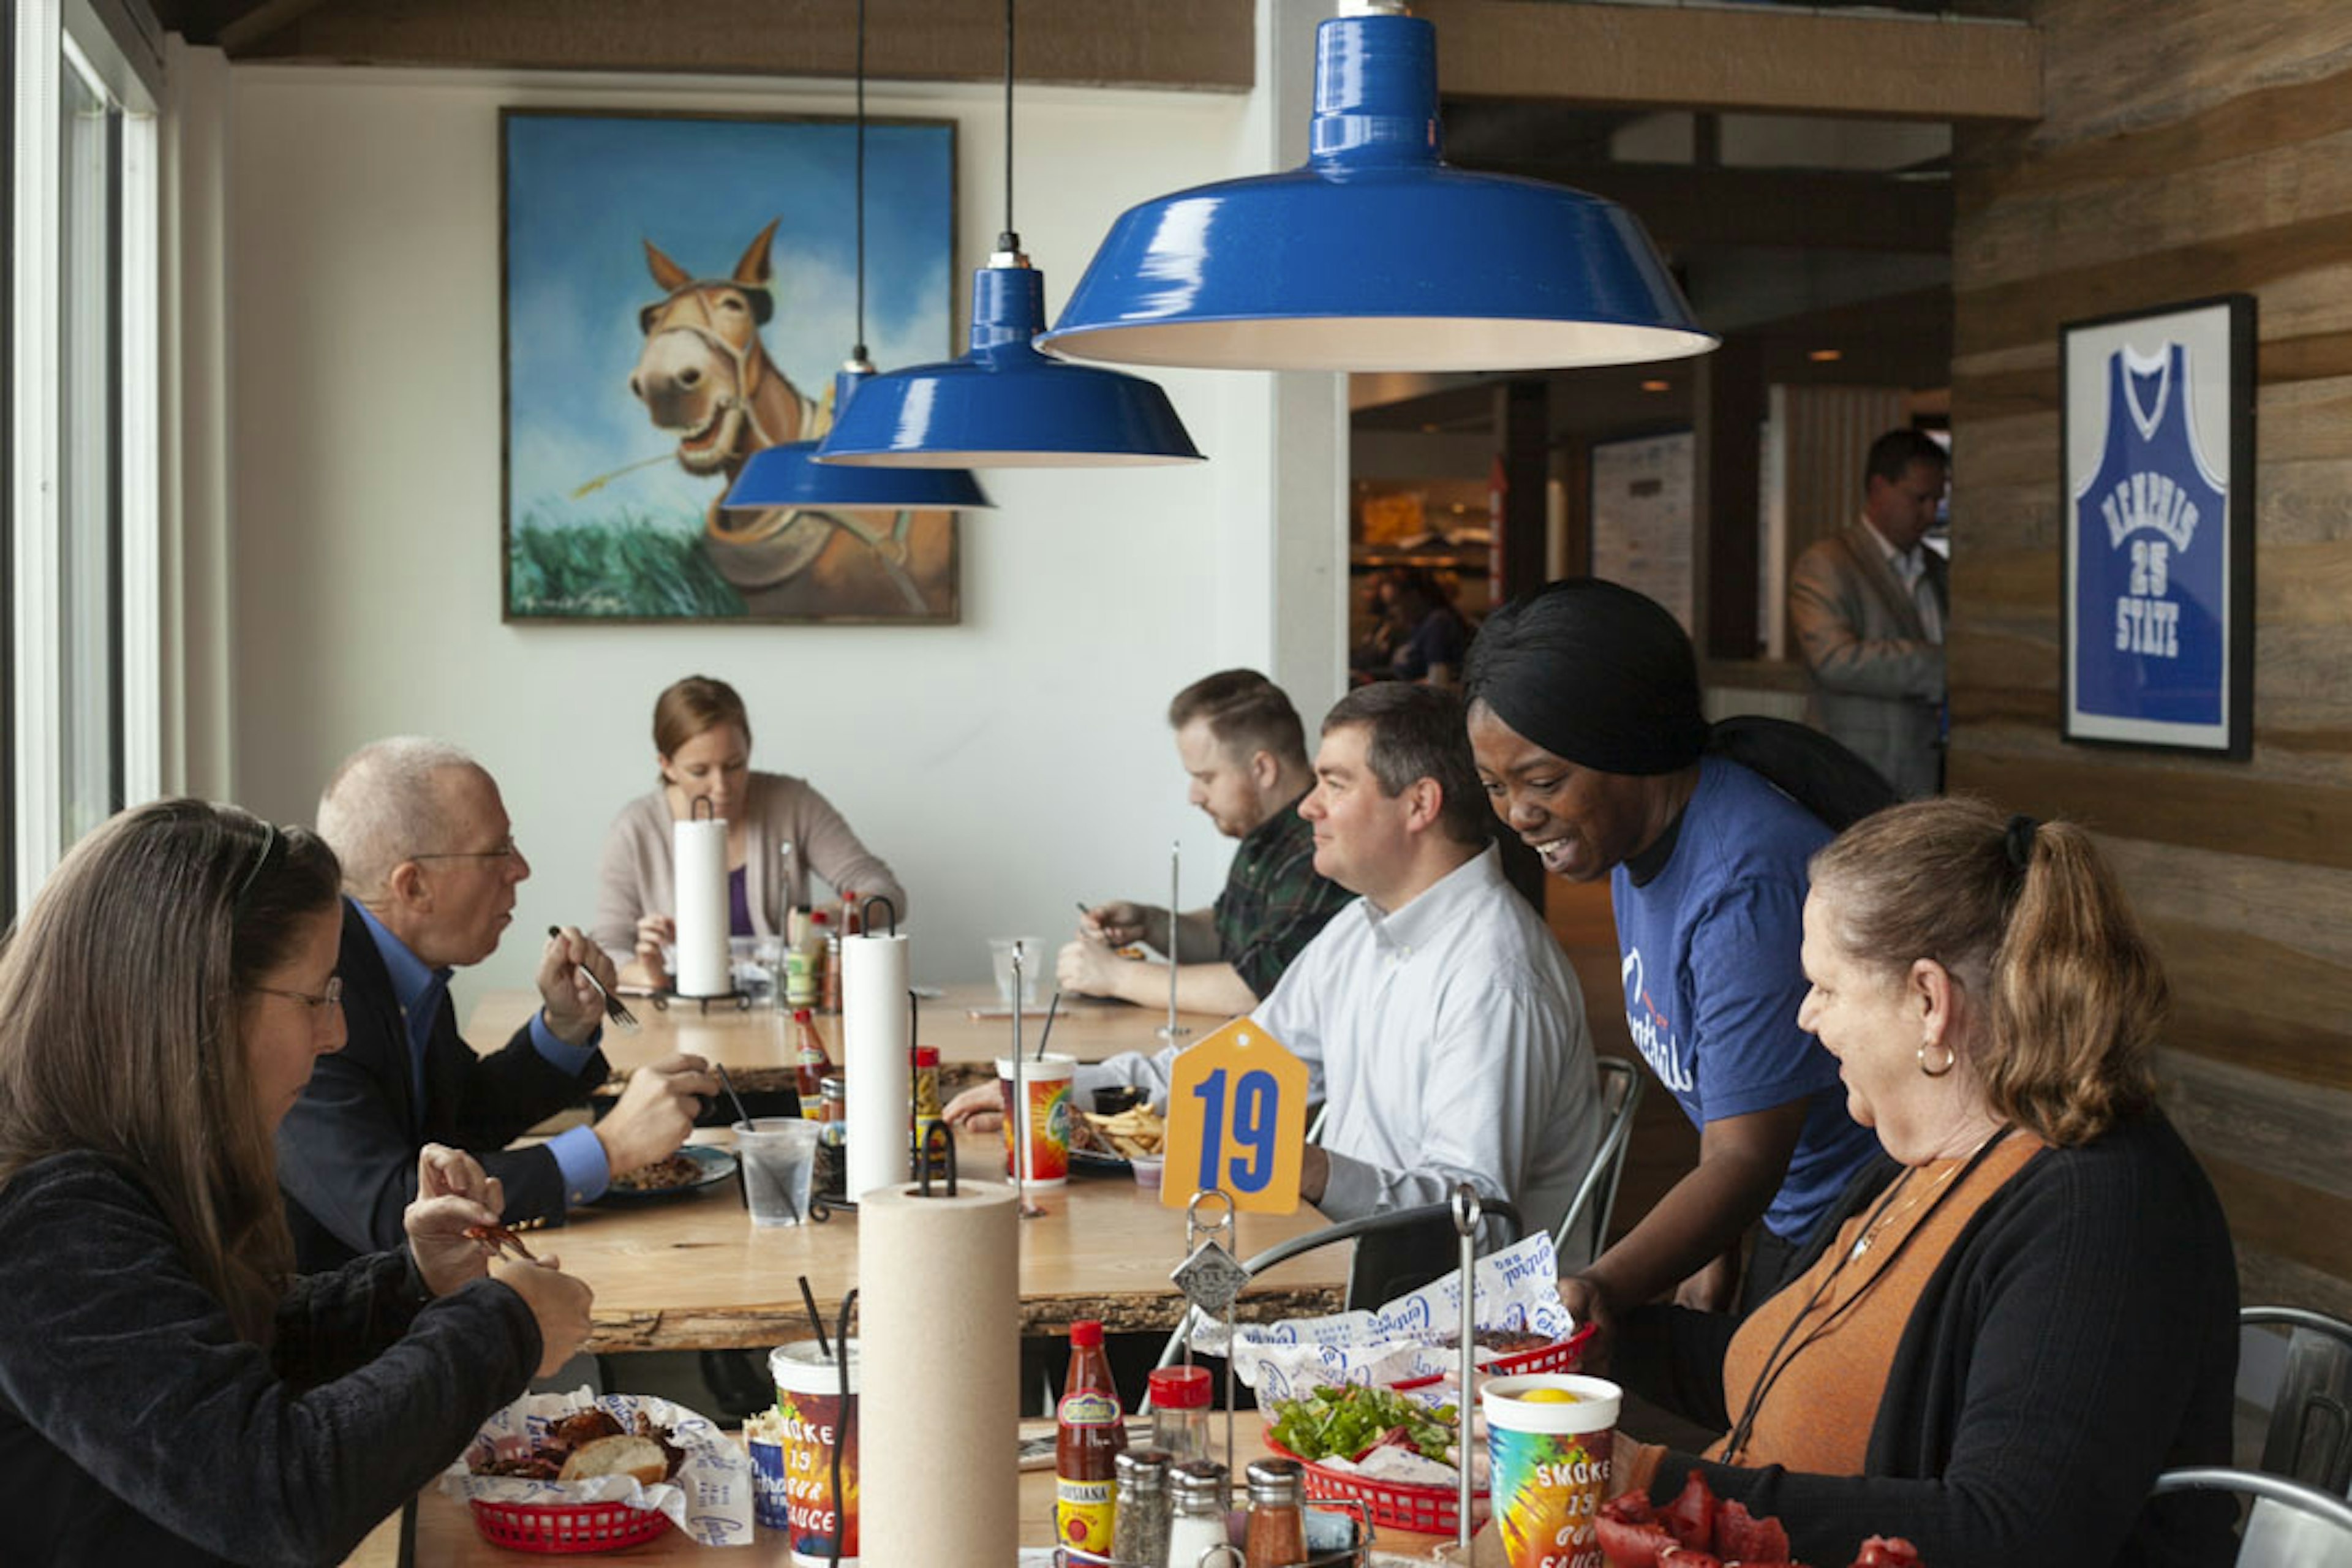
[557,1434,669,1487]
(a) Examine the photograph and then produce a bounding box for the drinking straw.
[1035,990,1064,1061]
[797,1274,832,1361]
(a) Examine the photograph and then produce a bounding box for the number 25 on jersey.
[1160,1018,1308,1214]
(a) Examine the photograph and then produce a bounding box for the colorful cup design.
[994,1054,1074,1188]
[747,1434,791,1530]
[771,1340,860,1566]
[1482,1373,1623,1568]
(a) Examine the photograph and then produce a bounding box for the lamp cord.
[998,0,1018,253]
[853,0,867,362]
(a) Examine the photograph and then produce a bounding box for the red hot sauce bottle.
[1054,1319,1128,1555]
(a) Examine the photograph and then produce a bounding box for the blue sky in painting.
[504,112,955,530]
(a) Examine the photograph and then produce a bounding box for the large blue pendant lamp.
[723,1,992,511]
[1038,1,1717,373]
[814,0,1202,469]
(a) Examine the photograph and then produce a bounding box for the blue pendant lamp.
[815,0,1202,468]
[1038,0,1717,373]
[723,0,992,511]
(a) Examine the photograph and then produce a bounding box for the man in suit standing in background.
[1789,429,1951,799]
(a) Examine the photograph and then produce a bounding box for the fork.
[548,925,639,1030]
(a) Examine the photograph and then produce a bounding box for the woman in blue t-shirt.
[1464,578,1887,1355]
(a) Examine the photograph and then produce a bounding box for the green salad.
[1266,1384,1457,1463]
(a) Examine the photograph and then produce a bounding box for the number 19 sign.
[1159,1018,1308,1213]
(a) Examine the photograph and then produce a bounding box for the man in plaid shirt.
[1060,670,1352,1017]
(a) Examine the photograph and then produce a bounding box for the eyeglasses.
[247,976,344,1012]
[408,838,523,866]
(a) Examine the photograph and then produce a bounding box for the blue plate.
[1069,1147,1131,1175]
[594,1144,739,1204]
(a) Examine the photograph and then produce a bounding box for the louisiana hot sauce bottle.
[1055,1319,1128,1553]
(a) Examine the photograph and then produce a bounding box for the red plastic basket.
[1263,1430,1486,1535]
[1387,1321,1596,1393]
[467,1498,673,1553]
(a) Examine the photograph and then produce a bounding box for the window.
[5,3,158,922]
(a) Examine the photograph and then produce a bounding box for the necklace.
[1847,1157,1967,1260]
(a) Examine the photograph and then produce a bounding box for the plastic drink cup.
[772,1340,860,1566]
[994,1053,1074,1188]
[735,1118,820,1226]
[1482,1373,1623,1568]
[988,937,1043,1005]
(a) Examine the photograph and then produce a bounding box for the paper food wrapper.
[438,1387,755,1547]
[1201,1231,1577,1400]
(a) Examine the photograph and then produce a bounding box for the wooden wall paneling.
[2239,1246,2352,1324]
[2019,2,2352,151]
[1958,124,2352,293]
[224,0,1258,89]
[1954,209,2352,358]
[1427,1,2041,122]
[1956,55,2352,214]
[1945,738,2352,871]
[1950,0,2352,1313]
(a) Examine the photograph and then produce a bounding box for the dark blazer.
[277,899,608,1272]
[1617,1111,2237,1568]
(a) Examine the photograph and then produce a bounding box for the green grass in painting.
[509,510,747,619]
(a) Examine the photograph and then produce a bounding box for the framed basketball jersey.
[2060,295,2255,757]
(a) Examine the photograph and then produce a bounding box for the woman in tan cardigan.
[594,676,907,989]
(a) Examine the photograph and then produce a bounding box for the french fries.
[1080,1105,1166,1160]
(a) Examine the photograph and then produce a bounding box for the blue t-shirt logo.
[1621,947,1694,1095]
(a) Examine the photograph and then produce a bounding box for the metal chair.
[2150,1466,2352,1567]
[1552,1057,1643,1268]
[2237,1306,2352,1496]
[1153,1197,1522,1373]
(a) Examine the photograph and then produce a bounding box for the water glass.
[736,1117,820,1226]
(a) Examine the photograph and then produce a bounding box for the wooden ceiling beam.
[216,0,1255,91]
[1428,0,2041,123]
[1465,161,1954,255]
[216,0,334,54]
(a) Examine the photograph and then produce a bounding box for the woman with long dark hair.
[0,800,593,1565]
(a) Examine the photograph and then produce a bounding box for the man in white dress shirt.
[1001,683,1602,1254]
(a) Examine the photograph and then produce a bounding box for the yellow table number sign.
[1160,1017,1307,1213]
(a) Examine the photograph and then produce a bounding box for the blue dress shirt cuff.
[545,1125,611,1207]
[529,1009,602,1072]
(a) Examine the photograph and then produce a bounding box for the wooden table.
[467,982,1193,1080]
[413,1422,1457,1562]
[537,1125,1346,1352]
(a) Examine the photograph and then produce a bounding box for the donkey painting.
[630,220,954,619]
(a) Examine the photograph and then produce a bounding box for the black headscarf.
[1464,578,1896,832]
[1464,579,1710,775]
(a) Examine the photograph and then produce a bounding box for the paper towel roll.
[858,1180,1020,1567]
[843,932,912,1201]
[673,817,732,998]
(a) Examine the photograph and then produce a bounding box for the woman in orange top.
[1606,797,2237,1568]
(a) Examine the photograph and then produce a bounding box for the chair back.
[2151,1466,2352,1567]
[2238,1306,2352,1495]
[1553,1058,1643,1267]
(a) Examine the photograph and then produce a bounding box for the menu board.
[1589,431,1695,634]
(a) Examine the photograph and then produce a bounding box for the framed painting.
[500,109,960,624]
[2060,293,2255,756]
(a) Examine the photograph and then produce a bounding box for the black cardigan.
[0,1152,540,1566]
[1616,1110,2238,1568]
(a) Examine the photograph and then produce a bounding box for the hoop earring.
[1918,1037,1956,1078]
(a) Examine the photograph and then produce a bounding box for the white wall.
[217,52,1343,999]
